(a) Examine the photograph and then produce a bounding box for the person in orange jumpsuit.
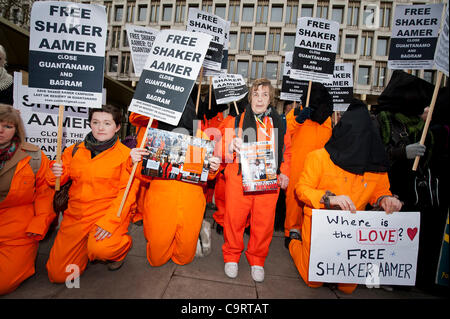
[130,96,220,267]
[0,104,55,295]
[46,104,139,283]
[284,82,333,248]
[289,99,403,294]
[220,78,292,282]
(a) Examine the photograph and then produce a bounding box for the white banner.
[125,24,158,77]
[309,210,420,286]
[28,1,107,108]
[434,3,449,77]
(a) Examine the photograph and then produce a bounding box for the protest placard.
[187,8,227,71]
[388,3,444,70]
[323,63,354,112]
[280,52,308,102]
[291,17,339,83]
[240,140,278,192]
[212,74,247,105]
[309,210,420,286]
[125,24,158,77]
[434,3,449,77]
[435,212,449,287]
[141,127,215,185]
[28,1,107,108]
[128,29,211,126]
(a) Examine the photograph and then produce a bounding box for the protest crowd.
[0,1,449,297]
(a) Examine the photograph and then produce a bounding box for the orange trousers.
[212,171,226,226]
[284,183,303,237]
[0,241,38,295]
[46,213,132,283]
[223,165,279,267]
[288,214,357,294]
[143,179,205,266]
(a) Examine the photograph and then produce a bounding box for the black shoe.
[244,226,251,235]
[216,223,223,235]
[134,220,143,226]
[284,237,291,249]
[289,230,301,241]
[107,259,125,271]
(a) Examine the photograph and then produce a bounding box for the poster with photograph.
[240,140,278,192]
[141,128,215,185]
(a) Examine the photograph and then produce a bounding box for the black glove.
[295,107,311,124]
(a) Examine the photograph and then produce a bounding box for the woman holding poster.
[220,78,292,282]
[0,104,55,295]
[46,104,139,283]
[289,99,402,294]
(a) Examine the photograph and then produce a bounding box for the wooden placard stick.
[55,105,64,191]
[196,66,204,115]
[412,71,443,171]
[116,118,154,218]
[305,80,312,107]
[233,101,239,115]
[209,76,212,110]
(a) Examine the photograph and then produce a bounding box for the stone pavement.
[1,209,447,301]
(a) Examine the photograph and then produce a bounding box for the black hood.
[300,82,333,124]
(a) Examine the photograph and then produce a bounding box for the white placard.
[309,210,421,286]
[212,74,247,104]
[280,52,308,102]
[323,63,354,112]
[125,24,158,77]
[434,3,449,77]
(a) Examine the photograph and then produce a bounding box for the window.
[363,5,376,27]
[376,37,389,56]
[254,33,266,51]
[229,32,237,50]
[111,27,121,48]
[344,35,357,54]
[121,52,131,75]
[228,2,240,23]
[228,56,235,73]
[175,2,185,22]
[239,28,252,52]
[114,5,123,21]
[423,70,436,84]
[251,57,264,79]
[268,29,281,53]
[316,1,329,19]
[282,33,295,52]
[331,6,344,24]
[360,32,373,56]
[347,2,359,26]
[271,5,283,22]
[238,60,249,78]
[104,1,112,21]
[215,4,226,19]
[285,2,298,24]
[266,61,278,80]
[242,5,254,22]
[373,62,387,87]
[138,5,147,21]
[336,31,342,55]
[150,2,159,23]
[123,30,129,47]
[256,2,268,24]
[126,2,135,22]
[202,1,213,14]
[163,5,172,21]
[301,5,313,18]
[379,2,392,27]
[358,66,371,85]
[109,56,118,72]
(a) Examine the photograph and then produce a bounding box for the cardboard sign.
[187,8,227,71]
[125,24,158,77]
[280,52,308,102]
[28,1,107,108]
[435,212,449,287]
[323,63,354,112]
[13,73,90,160]
[291,17,339,83]
[434,4,449,77]
[128,29,211,126]
[388,4,444,70]
[141,127,215,185]
[212,74,248,104]
[309,210,420,286]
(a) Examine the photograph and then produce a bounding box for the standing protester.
[0,45,13,105]
[220,78,292,282]
[46,104,139,283]
[283,83,333,248]
[129,95,220,267]
[289,99,402,294]
[0,104,55,295]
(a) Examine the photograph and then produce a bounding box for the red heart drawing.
[407,227,418,241]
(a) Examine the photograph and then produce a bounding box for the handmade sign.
[28,1,107,108]
[309,210,420,286]
[280,52,308,102]
[388,3,443,70]
[323,63,354,112]
[125,24,158,77]
[212,74,247,104]
[434,4,449,77]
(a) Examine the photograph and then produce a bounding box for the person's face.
[0,121,16,147]
[90,112,120,142]
[251,85,271,115]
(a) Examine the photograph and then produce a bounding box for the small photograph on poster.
[240,141,278,192]
[141,128,215,185]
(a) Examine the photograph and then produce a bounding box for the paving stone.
[264,236,300,279]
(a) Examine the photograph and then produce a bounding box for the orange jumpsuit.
[204,112,224,204]
[46,140,139,283]
[289,148,392,294]
[284,109,332,237]
[221,112,292,266]
[0,143,55,295]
